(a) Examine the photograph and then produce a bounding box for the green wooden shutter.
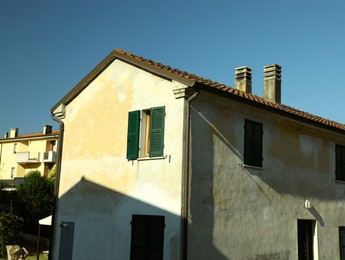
[127,110,140,160]
[149,107,165,157]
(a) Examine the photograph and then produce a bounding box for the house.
[50,49,345,259]
[0,125,59,183]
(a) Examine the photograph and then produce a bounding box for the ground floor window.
[130,214,165,260]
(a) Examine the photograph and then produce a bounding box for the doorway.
[298,219,317,260]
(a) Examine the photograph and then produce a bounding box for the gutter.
[48,112,65,260]
[181,87,199,260]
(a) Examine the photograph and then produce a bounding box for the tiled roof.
[116,49,345,132]
[0,130,59,141]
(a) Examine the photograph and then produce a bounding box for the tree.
[48,164,56,184]
[0,212,23,257]
[17,170,54,234]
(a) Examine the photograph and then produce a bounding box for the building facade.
[51,49,345,259]
[0,125,59,183]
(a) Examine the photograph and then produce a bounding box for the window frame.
[244,119,263,167]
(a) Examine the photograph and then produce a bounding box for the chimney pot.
[235,66,252,93]
[263,64,282,103]
[43,125,52,135]
[10,128,18,138]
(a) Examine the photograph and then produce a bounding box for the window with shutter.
[336,144,345,181]
[244,119,263,167]
[126,107,165,160]
[130,215,165,260]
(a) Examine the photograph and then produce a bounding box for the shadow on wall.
[54,176,225,260]
[188,105,229,260]
[188,96,340,259]
[190,98,341,202]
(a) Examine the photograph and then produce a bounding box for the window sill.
[137,156,167,161]
[240,163,264,170]
[336,179,345,184]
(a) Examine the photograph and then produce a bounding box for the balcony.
[41,151,57,163]
[16,152,39,163]
[16,151,56,163]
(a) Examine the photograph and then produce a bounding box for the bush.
[0,212,23,257]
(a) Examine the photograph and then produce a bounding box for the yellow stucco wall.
[55,59,186,259]
[0,136,57,179]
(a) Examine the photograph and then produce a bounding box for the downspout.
[48,112,65,260]
[181,87,199,260]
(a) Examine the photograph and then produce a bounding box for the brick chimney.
[263,64,282,103]
[235,66,252,93]
[10,128,18,138]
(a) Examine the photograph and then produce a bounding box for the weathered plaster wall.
[53,60,186,260]
[189,91,345,259]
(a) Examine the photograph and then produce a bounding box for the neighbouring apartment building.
[0,125,59,183]
[50,49,345,259]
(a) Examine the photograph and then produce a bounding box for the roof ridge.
[114,49,345,132]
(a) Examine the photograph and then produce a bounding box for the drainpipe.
[181,87,199,260]
[47,112,65,260]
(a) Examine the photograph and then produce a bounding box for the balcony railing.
[41,151,57,163]
[16,151,56,163]
[16,152,39,163]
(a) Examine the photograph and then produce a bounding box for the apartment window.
[340,227,345,260]
[336,144,345,181]
[127,106,165,160]
[244,119,263,167]
[13,143,17,154]
[130,215,165,260]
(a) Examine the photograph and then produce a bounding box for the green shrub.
[0,212,23,257]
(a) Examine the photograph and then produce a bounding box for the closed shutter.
[340,227,345,260]
[149,107,165,157]
[244,120,263,167]
[336,145,345,181]
[127,110,140,160]
[130,215,165,260]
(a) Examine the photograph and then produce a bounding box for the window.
[336,144,345,181]
[127,106,165,160]
[11,167,15,178]
[13,143,17,154]
[244,119,263,167]
[340,226,345,260]
[130,215,165,260]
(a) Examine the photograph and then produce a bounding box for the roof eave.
[197,83,345,136]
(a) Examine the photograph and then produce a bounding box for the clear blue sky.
[1,0,345,135]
